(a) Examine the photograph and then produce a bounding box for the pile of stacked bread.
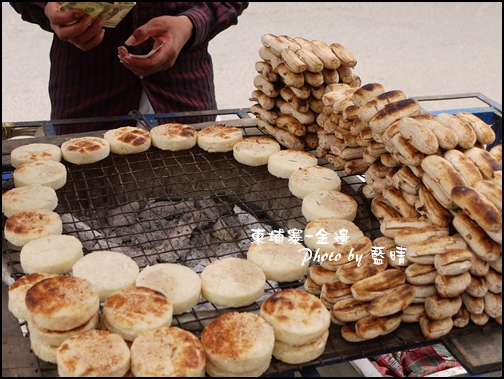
[251,33,361,151]
[315,80,502,339]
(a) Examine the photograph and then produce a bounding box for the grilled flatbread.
[201,311,274,375]
[233,136,281,166]
[57,330,131,377]
[150,123,198,151]
[131,326,206,377]
[20,235,83,275]
[25,275,100,331]
[273,328,328,364]
[200,257,266,307]
[10,143,61,168]
[72,250,139,301]
[61,136,110,165]
[8,273,57,320]
[104,126,151,154]
[197,125,243,153]
[135,263,201,315]
[268,149,318,178]
[246,237,310,282]
[260,288,331,346]
[288,165,341,199]
[301,189,358,221]
[101,286,173,342]
[13,160,67,190]
[4,209,62,247]
[2,184,58,218]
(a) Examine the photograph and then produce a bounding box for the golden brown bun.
[355,311,403,340]
[435,113,477,149]
[405,264,437,285]
[402,303,426,323]
[452,213,501,263]
[435,271,471,298]
[483,291,502,318]
[451,185,501,232]
[419,315,454,339]
[444,149,484,187]
[61,136,110,165]
[465,275,489,298]
[320,280,352,305]
[336,252,388,284]
[104,126,151,154]
[341,323,369,342]
[433,249,473,276]
[379,217,433,239]
[461,292,485,314]
[406,235,467,262]
[366,284,416,317]
[415,186,453,227]
[455,112,496,145]
[470,311,490,326]
[484,268,502,294]
[320,236,372,271]
[309,265,338,286]
[424,294,462,320]
[469,249,490,277]
[350,269,406,302]
[332,298,370,323]
[304,276,322,296]
[394,225,449,247]
[453,304,470,328]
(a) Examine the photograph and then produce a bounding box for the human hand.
[44,2,105,51]
[117,15,194,77]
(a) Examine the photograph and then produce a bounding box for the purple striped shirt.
[10,2,249,134]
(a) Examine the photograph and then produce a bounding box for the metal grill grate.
[2,119,501,376]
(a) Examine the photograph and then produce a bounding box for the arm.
[10,2,52,32]
[118,2,249,77]
[10,2,106,51]
[180,2,249,50]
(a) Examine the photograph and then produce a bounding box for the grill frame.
[2,96,502,376]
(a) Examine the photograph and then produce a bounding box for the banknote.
[59,2,136,28]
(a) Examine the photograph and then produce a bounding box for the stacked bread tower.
[299,78,502,340]
[251,33,361,153]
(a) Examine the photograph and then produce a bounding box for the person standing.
[10,2,249,133]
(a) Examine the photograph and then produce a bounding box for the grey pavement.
[2,2,502,124]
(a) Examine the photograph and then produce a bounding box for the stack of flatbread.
[260,288,331,364]
[202,311,275,376]
[22,275,100,363]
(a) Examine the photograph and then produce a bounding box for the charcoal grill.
[2,94,502,376]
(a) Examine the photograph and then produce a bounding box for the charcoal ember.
[107,202,140,227]
[211,217,239,242]
[138,199,195,220]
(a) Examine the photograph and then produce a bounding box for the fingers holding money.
[49,3,106,51]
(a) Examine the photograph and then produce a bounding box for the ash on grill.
[61,196,274,272]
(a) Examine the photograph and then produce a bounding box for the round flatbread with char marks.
[197,125,243,153]
[4,209,62,247]
[104,126,151,154]
[150,123,198,151]
[61,136,110,165]
[10,143,61,168]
